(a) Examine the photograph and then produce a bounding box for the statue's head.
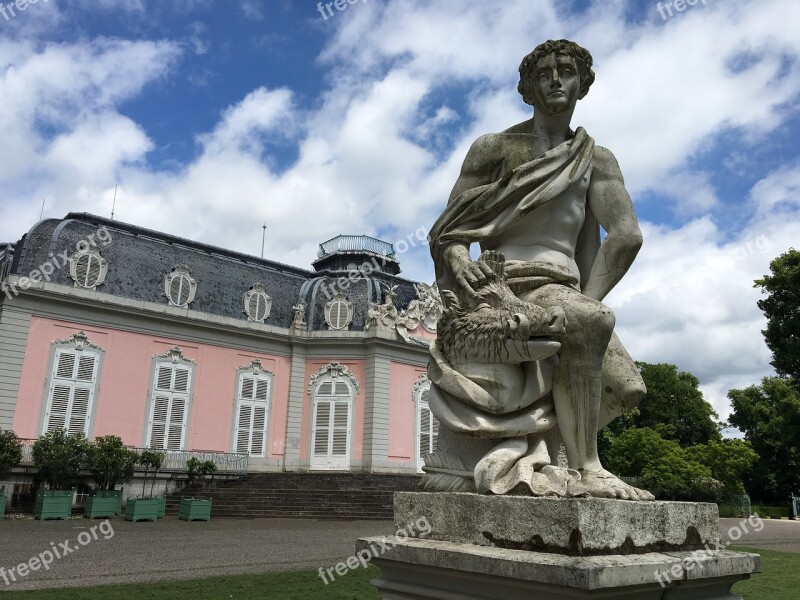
[518,40,595,112]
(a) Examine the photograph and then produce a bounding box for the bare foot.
[571,468,655,501]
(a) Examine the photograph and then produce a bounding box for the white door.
[311,379,352,470]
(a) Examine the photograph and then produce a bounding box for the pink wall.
[388,362,426,462]
[299,359,365,462]
[13,317,291,456]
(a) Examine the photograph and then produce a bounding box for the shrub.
[88,436,139,491]
[0,430,23,482]
[186,458,216,487]
[31,430,91,490]
[138,448,166,497]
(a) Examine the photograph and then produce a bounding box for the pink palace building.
[0,213,441,490]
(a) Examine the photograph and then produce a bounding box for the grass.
[3,548,797,599]
[3,567,382,599]
[731,546,800,600]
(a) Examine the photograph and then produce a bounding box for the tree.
[87,436,139,491]
[603,363,721,447]
[728,377,800,503]
[754,248,800,379]
[639,449,721,502]
[0,430,23,481]
[684,439,758,497]
[31,430,92,490]
[186,458,217,488]
[605,427,680,477]
[138,448,165,497]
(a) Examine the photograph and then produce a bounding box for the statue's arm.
[440,135,503,296]
[583,146,643,302]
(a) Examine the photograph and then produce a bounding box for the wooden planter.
[94,489,123,515]
[35,490,73,521]
[125,497,160,522]
[0,493,6,521]
[156,496,166,519]
[84,495,118,519]
[178,498,212,522]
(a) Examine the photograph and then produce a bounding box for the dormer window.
[325,292,353,331]
[70,245,108,290]
[244,282,272,322]
[164,264,196,308]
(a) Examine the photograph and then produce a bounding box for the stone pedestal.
[357,493,760,599]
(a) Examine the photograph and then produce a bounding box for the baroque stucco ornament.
[365,282,443,346]
[52,330,103,352]
[153,346,195,365]
[307,362,360,395]
[239,359,274,378]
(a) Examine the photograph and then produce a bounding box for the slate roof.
[6,213,425,332]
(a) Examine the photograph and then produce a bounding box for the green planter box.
[125,497,160,522]
[179,498,212,522]
[0,494,6,521]
[156,496,166,519]
[84,495,118,519]
[35,490,73,521]
[94,490,123,515]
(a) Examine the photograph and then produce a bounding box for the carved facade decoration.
[364,282,442,346]
[324,292,353,330]
[238,358,274,378]
[52,330,103,352]
[412,372,430,402]
[164,264,197,308]
[291,298,308,327]
[307,362,360,395]
[153,346,196,365]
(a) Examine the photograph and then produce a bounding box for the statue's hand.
[454,260,495,297]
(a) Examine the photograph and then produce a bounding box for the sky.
[0,0,798,429]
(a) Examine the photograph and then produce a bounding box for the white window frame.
[144,347,195,450]
[69,245,108,290]
[414,373,438,472]
[164,264,197,308]
[324,292,353,331]
[243,282,272,323]
[40,331,103,437]
[308,363,359,471]
[231,360,274,457]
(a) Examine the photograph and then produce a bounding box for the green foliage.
[138,448,165,470]
[635,362,721,446]
[728,377,800,503]
[31,429,91,490]
[754,248,800,379]
[0,429,23,481]
[684,439,759,496]
[638,448,721,501]
[186,458,217,487]
[87,436,138,491]
[137,448,166,497]
[605,427,681,477]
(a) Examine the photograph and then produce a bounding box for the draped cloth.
[426,127,599,494]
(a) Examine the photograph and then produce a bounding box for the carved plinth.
[394,492,720,556]
[358,493,760,599]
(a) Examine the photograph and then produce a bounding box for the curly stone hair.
[518,39,595,106]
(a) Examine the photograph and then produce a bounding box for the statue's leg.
[521,284,613,472]
[599,332,646,429]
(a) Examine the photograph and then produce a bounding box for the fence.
[18,439,249,475]
[719,494,752,517]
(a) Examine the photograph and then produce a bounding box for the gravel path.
[1,515,796,592]
[0,516,395,591]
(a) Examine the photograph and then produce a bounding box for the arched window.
[232,360,273,456]
[41,331,103,437]
[324,292,353,330]
[414,373,439,472]
[70,246,107,290]
[145,347,195,450]
[243,282,272,323]
[308,363,358,470]
[164,265,197,308]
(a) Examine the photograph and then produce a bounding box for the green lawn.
[732,546,800,600]
[3,547,796,599]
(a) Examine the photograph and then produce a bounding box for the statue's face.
[530,53,581,115]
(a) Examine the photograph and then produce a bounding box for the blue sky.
[1,0,799,425]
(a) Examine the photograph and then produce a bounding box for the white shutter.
[331,402,349,456]
[313,401,331,457]
[232,372,271,456]
[417,384,437,470]
[148,362,192,450]
[44,349,99,436]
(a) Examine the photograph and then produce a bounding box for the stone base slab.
[357,536,760,599]
[394,492,720,555]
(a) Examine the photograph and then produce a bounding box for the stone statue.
[426,39,654,500]
[291,298,307,327]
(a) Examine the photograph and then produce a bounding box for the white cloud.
[0,0,799,425]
